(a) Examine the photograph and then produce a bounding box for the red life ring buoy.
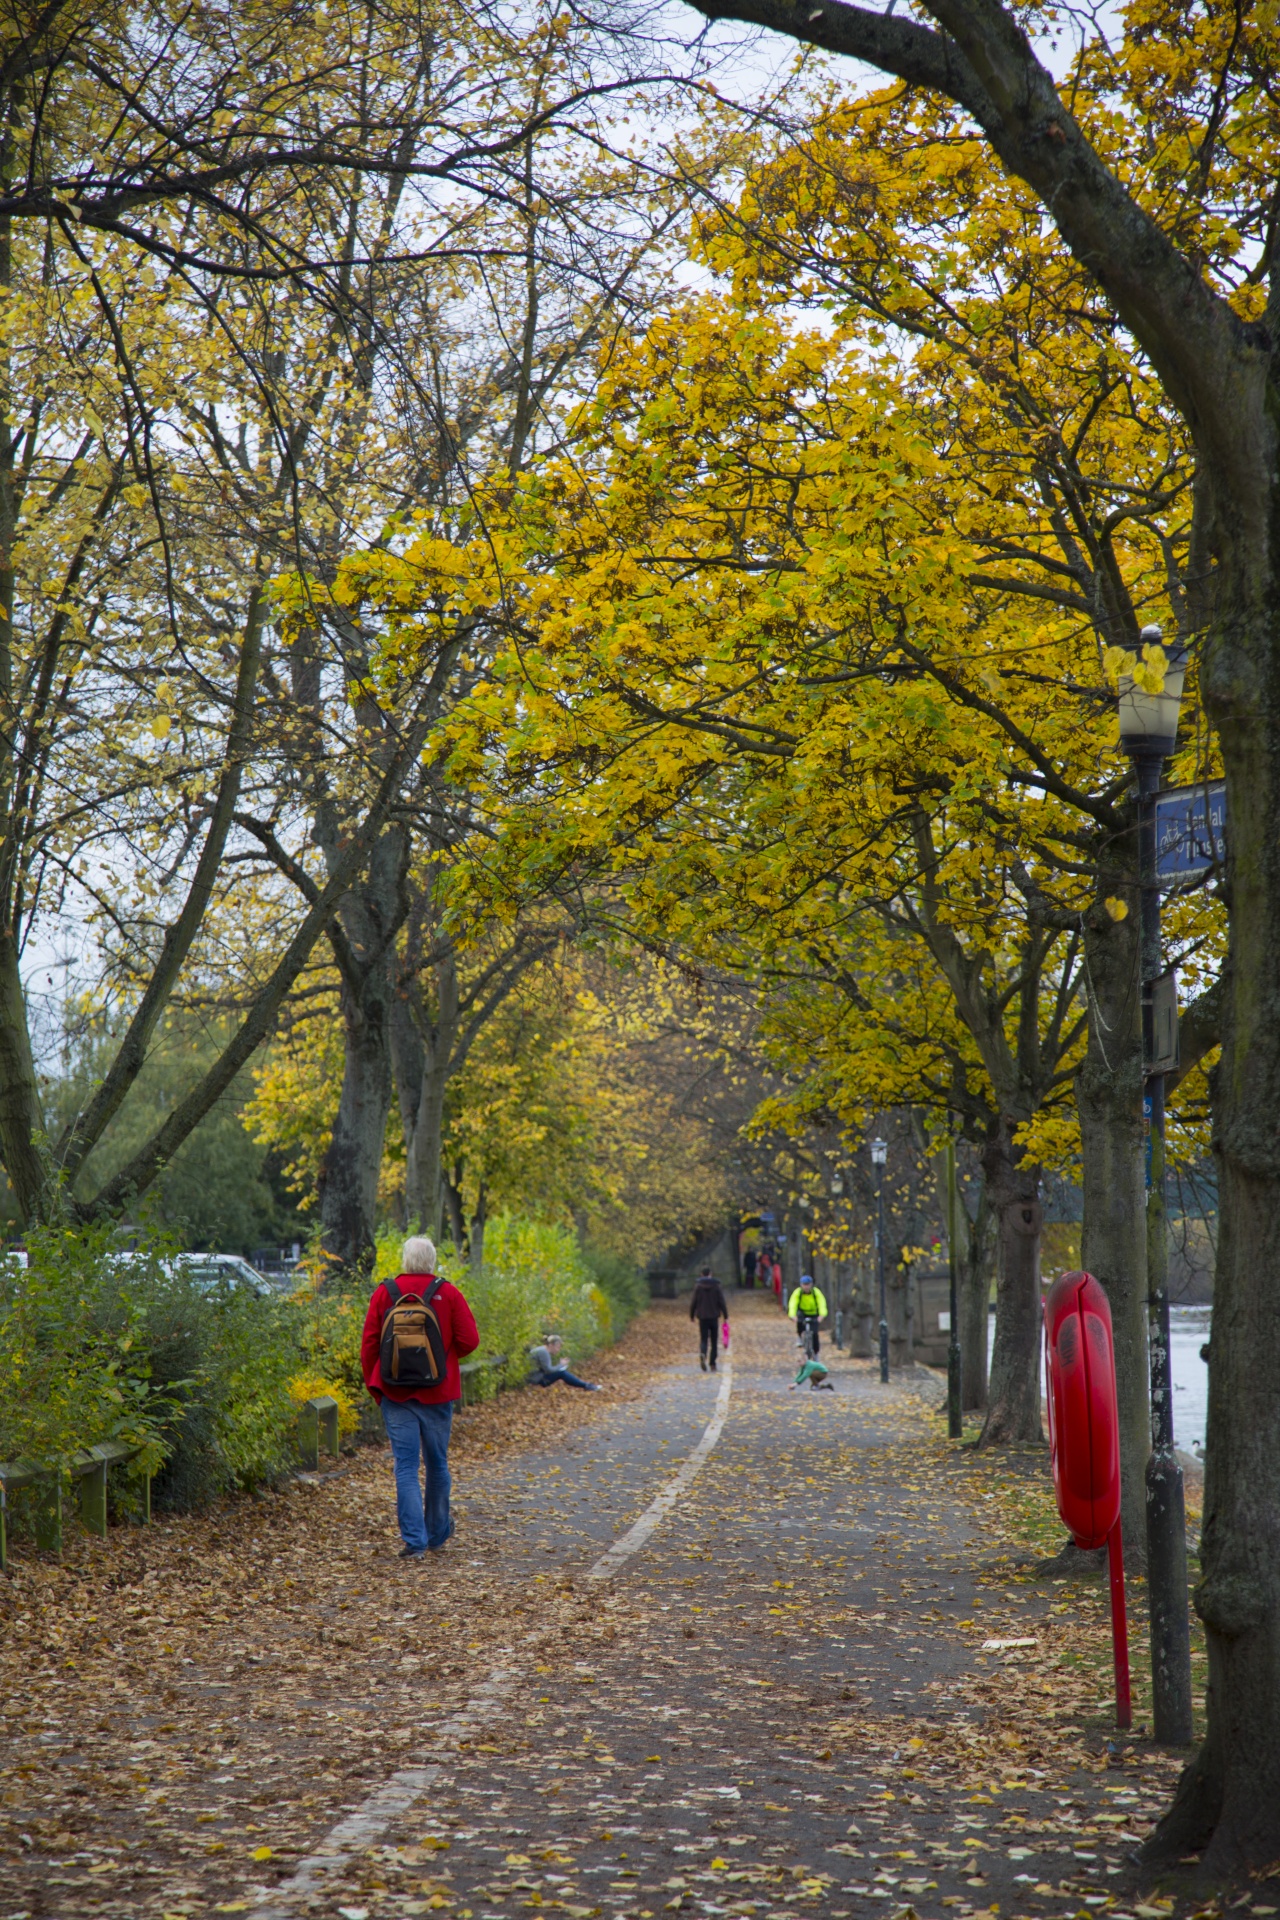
[1044,1269,1122,1548]
[1043,1269,1130,1729]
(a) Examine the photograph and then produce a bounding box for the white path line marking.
[587,1359,732,1581]
[250,1363,733,1917]
[250,1664,515,1919]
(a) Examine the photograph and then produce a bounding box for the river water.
[1168,1302,1212,1456]
[988,1302,1213,1456]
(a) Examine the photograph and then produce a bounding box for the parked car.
[175,1253,275,1298]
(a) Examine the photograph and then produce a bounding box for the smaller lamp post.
[830,1172,845,1347]
[870,1136,889,1383]
[945,1136,963,1439]
[1119,621,1193,1745]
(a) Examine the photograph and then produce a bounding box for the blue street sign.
[1154,781,1226,882]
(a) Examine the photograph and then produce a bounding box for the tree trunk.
[1076,893,1149,1565]
[316,825,407,1276]
[318,955,394,1277]
[853,1258,874,1357]
[888,1255,912,1370]
[1148,588,1280,1869]
[960,1178,994,1413]
[469,1182,488,1271]
[783,1211,803,1297]
[979,1128,1043,1445]
[404,1065,448,1237]
[391,947,458,1241]
[0,928,47,1217]
[442,1168,466,1251]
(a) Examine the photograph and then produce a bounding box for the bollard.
[298,1395,341,1470]
[297,1400,321,1471]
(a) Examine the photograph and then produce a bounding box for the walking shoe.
[700,1355,707,1372]
[398,1545,428,1560]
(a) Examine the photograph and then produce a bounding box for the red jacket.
[361,1273,480,1405]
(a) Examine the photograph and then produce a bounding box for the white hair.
[402,1235,438,1275]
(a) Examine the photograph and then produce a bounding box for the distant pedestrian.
[361,1236,479,1560]
[742,1244,758,1288]
[528,1334,601,1391]
[771,1254,784,1307]
[689,1265,729,1372]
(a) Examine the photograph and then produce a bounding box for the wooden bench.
[0,1394,345,1566]
[0,1440,150,1570]
[460,1354,507,1406]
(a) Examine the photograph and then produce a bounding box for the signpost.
[1154,780,1226,883]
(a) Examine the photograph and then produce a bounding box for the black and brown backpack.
[379,1276,447,1389]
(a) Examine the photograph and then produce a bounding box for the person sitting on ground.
[527,1334,601,1391]
[360,1235,478,1560]
[787,1272,829,1355]
[689,1265,730,1373]
[793,1351,835,1391]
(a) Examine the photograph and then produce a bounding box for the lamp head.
[869,1136,888,1168]
[1118,622,1188,758]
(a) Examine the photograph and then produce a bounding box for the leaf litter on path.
[0,1298,1213,1920]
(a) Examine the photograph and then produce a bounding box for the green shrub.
[0,1223,172,1475]
[0,1209,648,1543]
[290,1271,376,1433]
[581,1244,648,1336]
[372,1215,615,1383]
[0,1223,304,1514]
[143,1271,301,1509]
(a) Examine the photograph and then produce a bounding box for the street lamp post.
[945,1136,963,1439]
[870,1137,889,1383]
[1119,623,1194,1745]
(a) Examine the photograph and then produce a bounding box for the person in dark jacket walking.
[361,1236,479,1559]
[689,1266,729,1372]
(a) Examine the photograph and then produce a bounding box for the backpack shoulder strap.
[383,1277,403,1307]
[423,1276,445,1306]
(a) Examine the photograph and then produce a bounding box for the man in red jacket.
[361,1236,479,1559]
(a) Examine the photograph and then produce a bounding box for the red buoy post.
[1044,1270,1132,1730]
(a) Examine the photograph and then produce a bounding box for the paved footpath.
[0,1296,1190,1920]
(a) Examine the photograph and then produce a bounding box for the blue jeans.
[530,1365,593,1389]
[381,1397,455,1551]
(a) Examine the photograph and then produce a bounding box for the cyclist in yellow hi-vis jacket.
[787,1275,828,1356]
